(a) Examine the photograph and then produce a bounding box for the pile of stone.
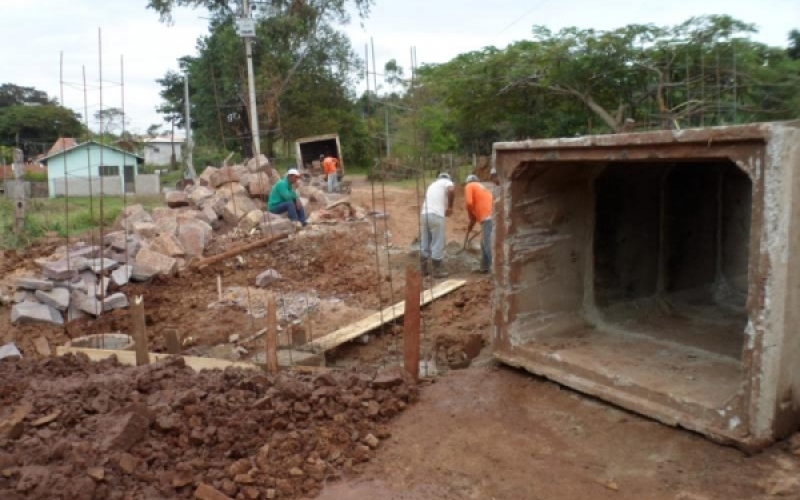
[166,155,351,236]
[8,199,222,326]
[10,241,145,327]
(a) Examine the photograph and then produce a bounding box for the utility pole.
[238,0,261,159]
[184,74,196,178]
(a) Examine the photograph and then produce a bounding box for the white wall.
[144,142,183,166]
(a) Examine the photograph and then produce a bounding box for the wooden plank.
[55,346,261,371]
[130,295,149,366]
[192,232,290,270]
[403,266,422,382]
[301,278,467,353]
[266,297,279,374]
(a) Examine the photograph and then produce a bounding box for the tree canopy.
[0,84,85,160]
[153,0,372,164]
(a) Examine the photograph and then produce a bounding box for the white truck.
[294,133,344,177]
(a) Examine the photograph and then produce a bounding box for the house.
[38,140,155,198]
[143,134,184,166]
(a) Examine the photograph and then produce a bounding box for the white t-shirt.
[421,178,455,218]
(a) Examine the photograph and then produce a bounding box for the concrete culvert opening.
[592,161,751,360]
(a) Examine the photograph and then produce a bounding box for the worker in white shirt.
[420,173,455,278]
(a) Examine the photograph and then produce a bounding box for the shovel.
[456,230,479,255]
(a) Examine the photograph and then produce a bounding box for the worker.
[464,174,494,273]
[323,154,339,193]
[490,167,499,186]
[267,168,307,228]
[420,173,455,278]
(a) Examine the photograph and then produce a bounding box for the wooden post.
[131,295,149,366]
[266,296,279,374]
[12,148,25,235]
[164,329,181,355]
[403,265,421,381]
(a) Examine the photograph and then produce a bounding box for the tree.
[93,107,129,136]
[411,15,800,155]
[153,0,373,164]
[0,104,84,158]
[789,29,800,60]
[0,83,56,108]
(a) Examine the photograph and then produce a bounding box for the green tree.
[153,0,372,165]
[789,29,800,60]
[0,83,56,108]
[0,95,85,159]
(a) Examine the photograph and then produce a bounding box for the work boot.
[420,258,430,276]
[432,260,449,279]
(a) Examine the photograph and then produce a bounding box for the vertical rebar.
[121,54,129,267]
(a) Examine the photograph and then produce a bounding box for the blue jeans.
[270,201,307,225]
[327,173,339,193]
[481,219,493,271]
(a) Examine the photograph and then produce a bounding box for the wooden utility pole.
[403,265,422,381]
[12,148,25,235]
[183,74,196,179]
[131,296,150,366]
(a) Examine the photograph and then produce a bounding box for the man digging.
[268,168,308,228]
[420,173,455,278]
[464,174,493,273]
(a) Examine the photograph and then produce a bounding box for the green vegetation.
[0,196,164,250]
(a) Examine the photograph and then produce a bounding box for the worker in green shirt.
[268,168,308,227]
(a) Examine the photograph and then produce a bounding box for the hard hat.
[287,168,300,177]
[465,174,479,183]
[490,168,497,176]
[438,173,452,180]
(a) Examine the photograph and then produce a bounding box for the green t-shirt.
[267,177,298,212]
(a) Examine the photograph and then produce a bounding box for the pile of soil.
[0,354,417,500]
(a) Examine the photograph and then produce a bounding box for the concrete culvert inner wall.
[504,159,751,416]
[592,160,751,360]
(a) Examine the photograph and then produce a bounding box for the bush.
[23,171,48,182]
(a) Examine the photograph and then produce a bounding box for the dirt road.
[318,367,799,500]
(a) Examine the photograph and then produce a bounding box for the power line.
[497,0,553,35]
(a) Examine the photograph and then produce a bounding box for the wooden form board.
[55,346,327,372]
[301,278,467,354]
[56,346,260,372]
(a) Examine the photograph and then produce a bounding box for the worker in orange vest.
[323,154,339,193]
[464,174,493,273]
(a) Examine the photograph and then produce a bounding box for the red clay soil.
[0,354,417,500]
[316,366,800,500]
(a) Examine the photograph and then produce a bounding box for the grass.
[0,195,164,249]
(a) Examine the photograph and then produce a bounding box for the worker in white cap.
[420,172,455,278]
[464,174,493,273]
[267,168,307,227]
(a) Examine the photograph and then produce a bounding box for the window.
[99,165,120,177]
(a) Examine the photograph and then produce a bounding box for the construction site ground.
[2,178,800,500]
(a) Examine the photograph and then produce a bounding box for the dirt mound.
[0,354,417,500]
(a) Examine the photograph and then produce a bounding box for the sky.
[1,0,797,136]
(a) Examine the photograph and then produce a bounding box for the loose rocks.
[0,355,417,500]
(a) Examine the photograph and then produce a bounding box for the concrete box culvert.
[492,121,800,450]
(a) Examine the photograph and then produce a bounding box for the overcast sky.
[1,0,796,135]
